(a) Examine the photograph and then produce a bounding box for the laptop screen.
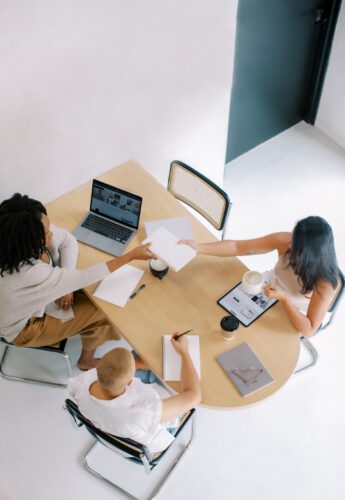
[90,179,142,229]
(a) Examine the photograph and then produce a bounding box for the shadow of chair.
[168,160,231,239]
[294,269,345,375]
[0,337,73,388]
[65,398,195,499]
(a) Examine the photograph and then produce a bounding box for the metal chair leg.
[84,441,138,500]
[82,415,195,500]
[294,337,319,375]
[149,415,195,499]
[0,343,71,388]
[61,351,74,378]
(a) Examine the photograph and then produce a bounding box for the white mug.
[242,270,264,295]
[149,258,169,279]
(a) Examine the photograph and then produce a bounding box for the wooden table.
[47,160,300,409]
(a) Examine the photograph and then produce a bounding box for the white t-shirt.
[68,369,178,454]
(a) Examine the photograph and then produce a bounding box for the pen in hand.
[174,329,193,339]
[129,284,146,301]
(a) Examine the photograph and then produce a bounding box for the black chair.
[168,160,231,239]
[0,337,73,388]
[294,269,345,375]
[65,398,196,499]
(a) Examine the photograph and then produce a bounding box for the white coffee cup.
[242,270,264,295]
[149,258,169,279]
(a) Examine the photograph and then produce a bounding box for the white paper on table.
[45,302,75,322]
[163,335,201,381]
[143,227,196,272]
[93,264,145,308]
[145,216,193,240]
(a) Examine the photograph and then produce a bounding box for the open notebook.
[162,335,201,381]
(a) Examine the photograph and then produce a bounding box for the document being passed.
[93,264,144,308]
[163,335,201,381]
[145,216,193,240]
[143,226,196,272]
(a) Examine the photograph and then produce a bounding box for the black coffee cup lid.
[220,315,240,332]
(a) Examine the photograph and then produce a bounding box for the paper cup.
[220,315,239,340]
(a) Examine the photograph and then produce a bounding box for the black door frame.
[305,0,343,123]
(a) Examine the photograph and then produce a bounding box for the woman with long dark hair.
[181,216,339,337]
[0,193,154,369]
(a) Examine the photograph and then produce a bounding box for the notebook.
[216,342,274,397]
[93,264,144,308]
[162,335,201,381]
[143,226,196,272]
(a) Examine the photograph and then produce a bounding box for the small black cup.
[220,315,240,332]
[149,259,169,279]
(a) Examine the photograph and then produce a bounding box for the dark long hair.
[0,193,47,276]
[289,216,338,294]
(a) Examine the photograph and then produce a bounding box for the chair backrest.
[318,268,345,332]
[65,399,195,465]
[65,399,145,460]
[0,336,67,353]
[168,160,231,235]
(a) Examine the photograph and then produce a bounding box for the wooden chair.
[168,160,231,239]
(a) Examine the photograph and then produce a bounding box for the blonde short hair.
[97,348,134,393]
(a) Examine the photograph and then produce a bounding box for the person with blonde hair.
[68,335,201,453]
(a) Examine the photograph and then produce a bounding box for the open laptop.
[73,179,142,256]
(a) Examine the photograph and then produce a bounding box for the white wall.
[0,0,238,204]
[316,1,345,149]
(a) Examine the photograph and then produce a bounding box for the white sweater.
[0,225,110,342]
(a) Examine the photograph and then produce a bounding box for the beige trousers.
[13,291,120,350]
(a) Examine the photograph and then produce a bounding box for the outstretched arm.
[160,335,201,423]
[180,232,291,257]
[105,243,155,273]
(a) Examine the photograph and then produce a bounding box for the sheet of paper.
[93,264,145,308]
[163,335,201,381]
[145,216,193,240]
[45,302,75,323]
[143,226,196,272]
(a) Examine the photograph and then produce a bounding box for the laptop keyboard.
[82,214,133,243]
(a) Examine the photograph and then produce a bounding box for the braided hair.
[0,193,47,276]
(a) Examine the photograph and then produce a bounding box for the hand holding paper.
[143,227,196,272]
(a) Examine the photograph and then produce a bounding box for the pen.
[174,329,193,339]
[129,284,146,300]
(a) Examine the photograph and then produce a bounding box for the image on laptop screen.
[90,180,142,229]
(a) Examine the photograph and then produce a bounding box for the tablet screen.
[217,281,277,327]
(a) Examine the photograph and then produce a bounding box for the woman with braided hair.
[0,193,154,370]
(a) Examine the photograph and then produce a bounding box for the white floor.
[1,122,345,500]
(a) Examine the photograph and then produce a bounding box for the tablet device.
[217,281,277,327]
